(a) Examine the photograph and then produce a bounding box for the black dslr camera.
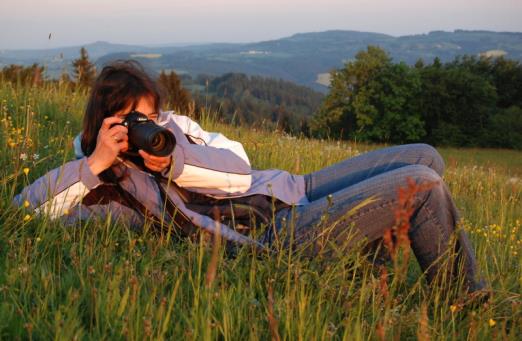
[119,111,176,157]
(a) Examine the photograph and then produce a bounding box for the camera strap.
[152,176,200,237]
[82,162,265,247]
[82,183,162,226]
[152,176,267,249]
[81,180,196,238]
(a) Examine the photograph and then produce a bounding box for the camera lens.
[151,132,166,152]
[145,128,175,156]
[124,111,176,156]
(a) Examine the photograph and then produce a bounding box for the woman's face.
[111,95,158,154]
[114,95,158,122]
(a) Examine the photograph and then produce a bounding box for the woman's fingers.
[118,140,129,153]
[87,117,130,175]
[108,125,128,138]
[111,130,129,143]
[143,162,162,172]
[99,117,123,132]
[138,150,168,162]
[99,125,128,146]
[139,149,171,172]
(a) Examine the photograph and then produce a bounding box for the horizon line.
[2,28,521,52]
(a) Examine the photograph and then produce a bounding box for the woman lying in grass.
[14,60,486,296]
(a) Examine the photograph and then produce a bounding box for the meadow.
[0,81,520,340]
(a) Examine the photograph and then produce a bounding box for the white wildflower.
[19,153,28,161]
[32,153,40,160]
[506,177,520,185]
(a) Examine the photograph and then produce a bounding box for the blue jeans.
[264,144,485,292]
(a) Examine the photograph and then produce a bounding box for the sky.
[1,0,521,50]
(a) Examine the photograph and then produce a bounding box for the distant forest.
[1,45,521,149]
[0,53,324,135]
[155,71,324,134]
[186,73,323,134]
[313,46,522,149]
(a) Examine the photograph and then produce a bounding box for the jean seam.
[304,174,313,202]
[345,199,395,221]
[423,206,442,232]
[412,198,454,282]
[292,198,397,250]
[296,198,395,240]
[416,196,446,245]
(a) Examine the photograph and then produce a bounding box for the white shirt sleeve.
[160,111,251,166]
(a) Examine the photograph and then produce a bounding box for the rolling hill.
[2,30,521,92]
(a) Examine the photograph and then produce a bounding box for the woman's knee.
[398,164,444,189]
[408,143,445,176]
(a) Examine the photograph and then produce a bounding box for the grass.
[0,81,521,340]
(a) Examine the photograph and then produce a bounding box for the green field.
[0,82,521,340]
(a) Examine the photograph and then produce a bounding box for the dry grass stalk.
[383,177,436,264]
[379,265,389,301]
[205,207,222,288]
[376,322,385,341]
[417,303,430,341]
[267,281,281,341]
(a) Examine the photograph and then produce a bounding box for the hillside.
[187,72,324,133]
[2,30,522,91]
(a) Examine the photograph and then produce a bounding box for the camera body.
[119,111,176,157]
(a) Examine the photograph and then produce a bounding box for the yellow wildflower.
[488,319,496,327]
[23,200,30,208]
[23,168,30,175]
[36,237,41,242]
[23,214,31,222]
[450,305,458,313]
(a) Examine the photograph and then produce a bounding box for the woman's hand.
[87,117,129,175]
[138,150,172,173]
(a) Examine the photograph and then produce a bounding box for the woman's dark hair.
[81,60,162,181]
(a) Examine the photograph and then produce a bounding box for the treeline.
[312,46,522,149]
[188,73,323,134]
[0,48,323,135]
[0,64,46,86]
[3,45,521,149]
[0,47,95,89]
[0,49,197,118]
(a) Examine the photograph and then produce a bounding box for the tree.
[312,46,423,142]
[491,57,522,109]
[312,47,522,148]
[0,63,44,86]
[353,63,424,143]
[192,72,323,133]
[311,67,353,138]
[72,47,96,88]
[158,70,195,115]
[487,106,522,149]
[418,60,497,146]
